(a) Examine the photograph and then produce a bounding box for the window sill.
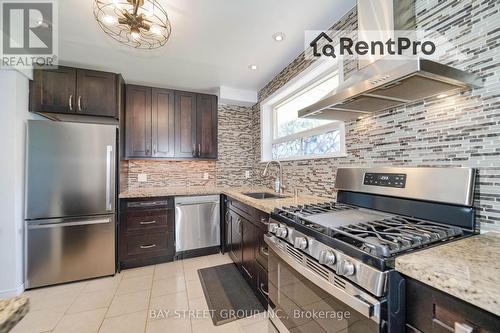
[261,151,347,163]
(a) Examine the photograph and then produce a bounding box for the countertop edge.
[118,187,331,213]
[395,233,500,317]
[0,297,29,333]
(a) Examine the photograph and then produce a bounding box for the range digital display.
[363,173,406,188]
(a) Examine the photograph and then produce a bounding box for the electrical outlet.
[203,172,209,180]
[245,170,251,179]
[137,173,148,182]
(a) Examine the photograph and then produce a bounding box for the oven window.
[268,248,380,333]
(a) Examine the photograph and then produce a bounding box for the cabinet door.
[196,94,218,159]
[126,85,152,158]
[174,91,197,158]
[151,88,175,158]
[30,66,76,113]
[229,211,242,265]
[241,218,257,286]
[224,207,231,254]
[76,69,117,117]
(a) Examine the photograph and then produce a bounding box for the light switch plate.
[203,172,209,180]
[137,173,148,182]
[245,170,251,179]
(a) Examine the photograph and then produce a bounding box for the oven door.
[265,235,383,333]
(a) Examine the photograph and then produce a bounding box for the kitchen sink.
[243,192,288,199]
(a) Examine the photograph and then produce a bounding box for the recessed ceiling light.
[248,64,258,70]
[272,32,286,42]
[437,93,448,99]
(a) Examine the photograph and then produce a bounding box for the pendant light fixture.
[93,0,172,49]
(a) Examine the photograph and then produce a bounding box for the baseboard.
[175,246,220,260]
[0,283,25,298]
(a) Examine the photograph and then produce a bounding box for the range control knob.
[318,250,336,266]
[337,259,356,276]
[294,237,308,250]
[276,227,289,238]
[268,223,279,234]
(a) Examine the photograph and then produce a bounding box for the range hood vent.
[299,1,482,121]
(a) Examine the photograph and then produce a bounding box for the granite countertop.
[119,186,331,213]
[396,232,500,317]
[0,296,29,333]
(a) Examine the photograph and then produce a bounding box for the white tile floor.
[13,253,278,333]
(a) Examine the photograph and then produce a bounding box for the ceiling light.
[93,0,172,49]
[102,15,117,25]
[248,64,258,70]
[272,32,286,42]
[437,93,448,99]
[150,25,162,35]
[130,30,140,40]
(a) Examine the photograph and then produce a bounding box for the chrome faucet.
[262,160,284,194]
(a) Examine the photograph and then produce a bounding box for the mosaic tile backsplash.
[252,0,500,231]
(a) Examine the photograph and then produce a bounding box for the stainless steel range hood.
[299,0,482,121]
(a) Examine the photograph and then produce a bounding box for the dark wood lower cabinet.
[224,196,269,308]
[406,277,500,333]
[119,197,175,269]
[241,217,257,286]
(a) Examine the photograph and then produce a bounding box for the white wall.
[0,69,41,297]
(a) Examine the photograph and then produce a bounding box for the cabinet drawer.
[257,211,269,227]
[256,262,269,308]
[123,198,172,211]
[255,225,269,270]
[124,209,172,233]
[124,232,174,257]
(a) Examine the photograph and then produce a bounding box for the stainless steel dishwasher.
[175,195,220,255]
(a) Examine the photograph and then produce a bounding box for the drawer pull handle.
[140,244,157,249]
[259,283,269,296]
[139,221,157,225]
[261,246,269,256]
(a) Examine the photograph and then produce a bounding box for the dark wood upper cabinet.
[125,85,152,158]
[30,66,76,113]
[76,69,117,117]
[123,85,218,160]
[151,88,175,158]
[30,66,120,119]
[174,91,197,158]
[196,94,218,159]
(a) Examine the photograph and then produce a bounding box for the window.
[260,61,346,161]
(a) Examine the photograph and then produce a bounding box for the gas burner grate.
[276,202,354,218]
[336,216,463,258]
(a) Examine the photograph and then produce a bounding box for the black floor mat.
[198,263,265,326]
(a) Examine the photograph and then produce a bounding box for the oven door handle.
[265,235,380,322]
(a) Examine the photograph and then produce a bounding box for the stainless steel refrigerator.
[25,120,116,289]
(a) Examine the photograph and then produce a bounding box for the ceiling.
[59,0,356,95]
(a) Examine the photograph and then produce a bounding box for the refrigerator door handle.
[28,217,111,229]
[105,145,113,211]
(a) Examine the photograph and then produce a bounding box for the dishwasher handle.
[176,201,219,207]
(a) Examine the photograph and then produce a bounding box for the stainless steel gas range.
[265,167,476,333]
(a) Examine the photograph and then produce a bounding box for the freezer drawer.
[175,195,220,252]
[26,215,115,289]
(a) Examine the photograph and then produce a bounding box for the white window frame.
[260,59,347,162]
